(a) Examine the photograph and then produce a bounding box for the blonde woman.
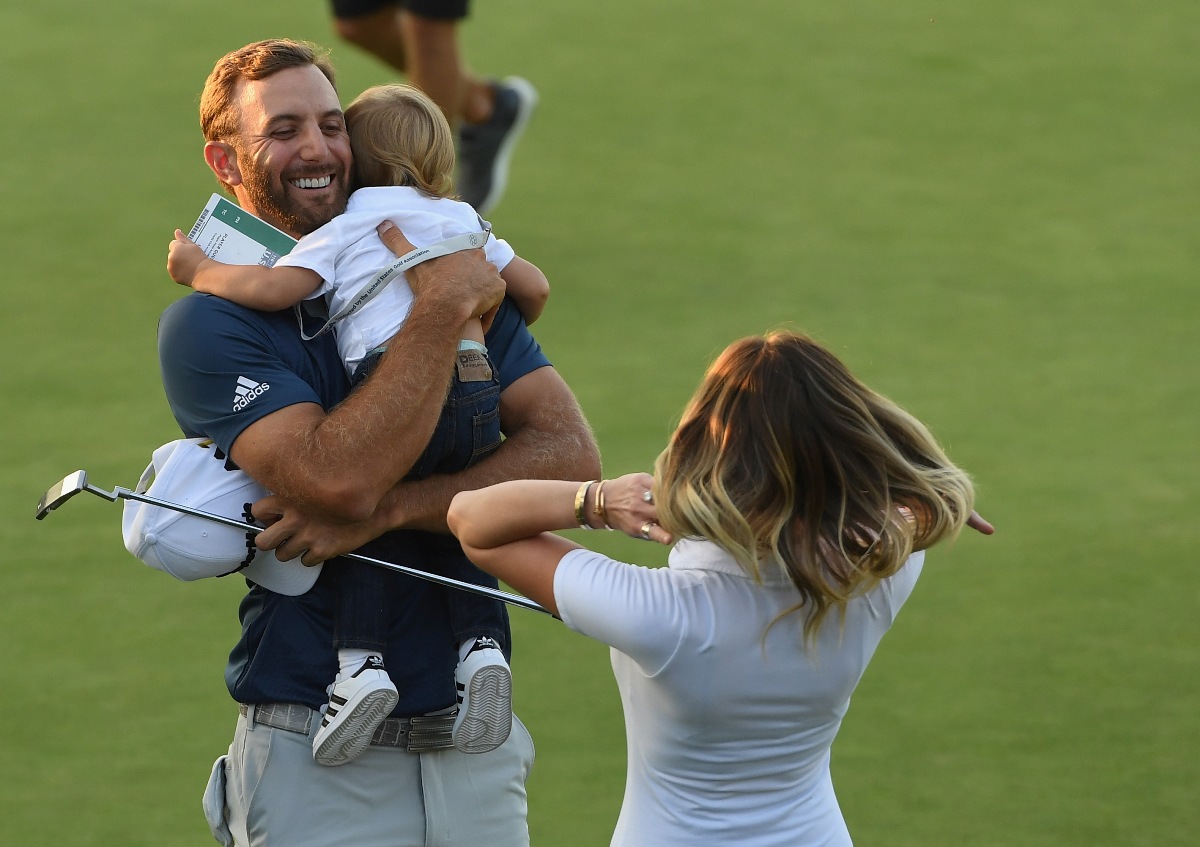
[448,330,992,846]
[167,83,550,766]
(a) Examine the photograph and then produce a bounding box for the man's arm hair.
[374,365,601,533]
[250,365,601,564]
[229,248,503,521]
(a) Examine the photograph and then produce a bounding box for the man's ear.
[204,141,242,187]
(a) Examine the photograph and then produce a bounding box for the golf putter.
[36,470,554,617]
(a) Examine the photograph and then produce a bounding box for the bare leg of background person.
[335,8,494,129]
[401,11,495,128]
[333,6,532,212]
[333,6,410,78]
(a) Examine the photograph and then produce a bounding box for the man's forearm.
[249,405,596,563]
[313,304,459,475]
[374,381,601,533]
[232,287,475,521]
[274,246,503,517]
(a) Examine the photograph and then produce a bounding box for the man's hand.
[229,223,506,521]
[376,220,504,328]
[252,495,387,566]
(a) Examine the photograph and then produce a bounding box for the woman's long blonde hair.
[654,330,974,638]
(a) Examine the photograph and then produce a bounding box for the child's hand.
[167,229,207,286]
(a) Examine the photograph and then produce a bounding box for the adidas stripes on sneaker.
[312,655,399,766]
[453,637,512,754]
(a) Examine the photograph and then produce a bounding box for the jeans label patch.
[456,349,494,383]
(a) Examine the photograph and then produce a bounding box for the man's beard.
[240,163,349,237]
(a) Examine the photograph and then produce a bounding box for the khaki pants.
[206,707,535,846]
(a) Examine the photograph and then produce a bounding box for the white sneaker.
[312,656,398,766]
[453,638,512,754]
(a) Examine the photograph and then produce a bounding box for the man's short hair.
[199,39,338,143]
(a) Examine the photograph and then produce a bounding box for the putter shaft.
[37,471,554,617]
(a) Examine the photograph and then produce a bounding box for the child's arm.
[167,229,322,312]
[499,256,549,325]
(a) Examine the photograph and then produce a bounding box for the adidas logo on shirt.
[233,376,270,411]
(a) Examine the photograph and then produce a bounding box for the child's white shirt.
[274,186,515,372]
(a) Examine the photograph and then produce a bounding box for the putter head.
[35,470,90,520]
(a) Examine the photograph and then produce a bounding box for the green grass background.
[2,1,1196,844]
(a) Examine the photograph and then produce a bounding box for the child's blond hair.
[344,84,456,198]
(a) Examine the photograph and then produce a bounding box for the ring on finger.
[640,521,655,539]
[642,490,654,503]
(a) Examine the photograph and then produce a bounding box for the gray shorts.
[205,706,535,846]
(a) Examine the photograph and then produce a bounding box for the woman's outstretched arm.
[448,474,667,615]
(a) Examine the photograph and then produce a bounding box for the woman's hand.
[967,510,995,535]
[589,472,672,545]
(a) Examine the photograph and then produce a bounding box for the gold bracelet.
[593,480,611,529]
[574,480,598,528]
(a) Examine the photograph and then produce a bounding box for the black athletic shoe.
[457,77,538,214]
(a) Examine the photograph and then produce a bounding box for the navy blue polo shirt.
[157,293,550,716]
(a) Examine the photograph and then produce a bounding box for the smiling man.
[199,49,352,236]
[158,39,599,847]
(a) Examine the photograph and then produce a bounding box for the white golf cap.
[121,438,321,596]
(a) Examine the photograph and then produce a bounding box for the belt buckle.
[406,713,456,752]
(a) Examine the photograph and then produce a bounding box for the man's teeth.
[291,176,332,189]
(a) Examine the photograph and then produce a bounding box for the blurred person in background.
[329,0,538,213]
